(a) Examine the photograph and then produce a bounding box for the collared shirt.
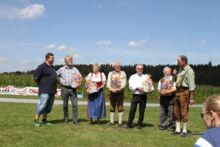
[107,70,127,89]
[56,65,81,88]
[129,73,154,94]
[176,65,196,91]
[33,62,57,94]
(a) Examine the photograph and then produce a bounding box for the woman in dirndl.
[85,63,106,124]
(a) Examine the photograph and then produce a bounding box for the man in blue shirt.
[33,52,57,127]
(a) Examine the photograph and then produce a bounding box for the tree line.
[3,62,220,86]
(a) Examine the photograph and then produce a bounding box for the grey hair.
[93,63,101,69]
[163,66,171,73]
[64,55,73,64]
[113,61,121,66]
[136,64,143,70]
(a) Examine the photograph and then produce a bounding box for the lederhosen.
[173,71,190,122]
[109,72,124,112]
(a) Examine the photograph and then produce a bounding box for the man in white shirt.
[126,64,154,129]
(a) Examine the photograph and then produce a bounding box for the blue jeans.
[36,93,55,115]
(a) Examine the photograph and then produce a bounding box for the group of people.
[32,52,219,145]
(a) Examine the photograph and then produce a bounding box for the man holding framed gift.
[57,55,82,125]
[158,66,176,131]
[106,61,127,127]
[126,64,154,129]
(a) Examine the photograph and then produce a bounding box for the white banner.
[0,86,61,96]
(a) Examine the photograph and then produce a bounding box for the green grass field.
[0,103,206,147]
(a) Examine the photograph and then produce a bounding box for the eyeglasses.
[200,112,209,119]
[138,68,143,70]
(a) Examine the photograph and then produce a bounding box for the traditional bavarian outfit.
[127,73,154,129]
[107,70,127,126]
[87,72,106,121]
[174,65,196,136]
[158,75,176,130]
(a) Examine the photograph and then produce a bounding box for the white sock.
[175,121,181,132]
[183,122,188,133]
[118,112,123,124]
[110,112,114,124]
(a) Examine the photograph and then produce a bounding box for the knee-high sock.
[175,121,181,132]
[183,122,188,133]
[118,112,123,124]
[110,112,114,124]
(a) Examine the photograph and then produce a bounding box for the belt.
[176,86,189,92]
[133,93,146,97]
[61,85,75,90]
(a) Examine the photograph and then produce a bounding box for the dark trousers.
[160,94,175,127]
[127,94,147,126]
[61,87,78,123]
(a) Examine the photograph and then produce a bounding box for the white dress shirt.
[129,73,154,94]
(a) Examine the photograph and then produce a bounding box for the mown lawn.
[0,103,206,147]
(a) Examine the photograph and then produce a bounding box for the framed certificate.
[142,80,153,92]
[160,78,173,93]
[85,80,98,94]
[71,74,82,88]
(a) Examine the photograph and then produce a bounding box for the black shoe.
[106,122,114,126]
[96,119,101,125]
[73,122,78,125]
[167,126,175,131]
[126,125,132,129]
[160,126,167,130]
[181,132,188,137]
[172,131,181,135]
[89,119,94,125]
[137,124,142,129]
[118,124,123,128]
[64,119,69,123]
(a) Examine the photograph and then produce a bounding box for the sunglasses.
[200,112,209,119]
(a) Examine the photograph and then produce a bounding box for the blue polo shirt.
[34,62,57,95]
[194,127,220,147]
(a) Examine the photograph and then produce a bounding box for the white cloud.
[0,57,6,65]
[0,4,45,20]
[73,54,82,63]
[199,39,207,45]
[57,45,74,51]
[45,44,75,51]
[128,38,149,47]
[45,44,56,49]
[96,40,112,46]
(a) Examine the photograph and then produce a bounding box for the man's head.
[45,52,54,65]
[163,66,172,76]
[177,55,188,67]
[136,64,143,76]
[113,61,121,72]
[65,55,73,67]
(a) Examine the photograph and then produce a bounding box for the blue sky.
[0,0,220,72]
